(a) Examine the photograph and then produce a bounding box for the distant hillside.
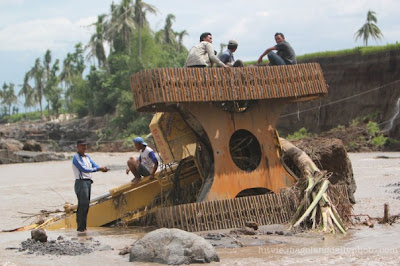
[276,46,400,140]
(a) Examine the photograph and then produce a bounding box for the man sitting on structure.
[185,32,228,68]
[257,32,297,66]
[219,40,243,67]
[126,137,158,185]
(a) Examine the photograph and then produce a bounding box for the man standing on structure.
[257,32,297,66]
[185,32,228,68]
[72,139,109,233]
[126,137,159,185]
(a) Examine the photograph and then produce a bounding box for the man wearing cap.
[219,40,244,67]
[126,137,159,185]
[257,32,297,66]
[72,139,109,233]
[184,32,228,68]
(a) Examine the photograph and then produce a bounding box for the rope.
[280,79,400,118]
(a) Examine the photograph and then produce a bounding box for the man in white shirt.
[126,137,159,185]
[185,32,228,68]
[72,139,108,233]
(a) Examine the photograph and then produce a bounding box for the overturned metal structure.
[35,63,351,232]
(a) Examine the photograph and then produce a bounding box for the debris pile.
[17,235,107,256]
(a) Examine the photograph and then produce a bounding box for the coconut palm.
[133,0,158,57]
[106,0,137,54]
[354,10,384,46]
[175,29,188,52]
[25,58,45,117]
[86,14,107,67]
[1,83,18,116]
[163,14,176,45]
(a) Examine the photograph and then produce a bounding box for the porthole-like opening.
[236,188,273,197]
[229,129,261,172]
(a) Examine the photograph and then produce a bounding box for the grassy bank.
[244,42,400,65]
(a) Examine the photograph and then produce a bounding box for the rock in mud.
[31,229,47,242]
[129,228,220,264]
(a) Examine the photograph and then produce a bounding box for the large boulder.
[129,228,219,264]
[23,139,42,152]
[0,138,23,151]
[286,137,356,203]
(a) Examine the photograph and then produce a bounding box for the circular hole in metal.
[229,129,261,172]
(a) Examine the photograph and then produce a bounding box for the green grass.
[244,42,400,65]
[286,127,316,141]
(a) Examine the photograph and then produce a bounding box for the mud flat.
[1,152,400,265]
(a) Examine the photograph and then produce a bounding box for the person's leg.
[74,180,91,232]
[127,157,142,184]
[127,157,141,178]
[233,60,244,67]
[267,52,286,66]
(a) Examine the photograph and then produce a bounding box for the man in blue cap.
[126,137,159,185]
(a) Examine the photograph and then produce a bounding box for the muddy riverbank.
[1,152,400,265]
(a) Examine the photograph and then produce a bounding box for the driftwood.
[280,138,347,234]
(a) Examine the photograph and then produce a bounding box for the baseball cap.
[133,137,147,146]
[76,139,88,145]
[228,40,238,46]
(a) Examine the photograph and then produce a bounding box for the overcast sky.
[1,0,399,97]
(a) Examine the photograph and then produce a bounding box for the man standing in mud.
[257,32,297,66]
[72,139,109,233]
[126,137,158,185]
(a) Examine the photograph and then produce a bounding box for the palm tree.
[86,14,107,67]
[3,83,18,116]
[1,83,18,116]
[19,73,36,110]
[175,29,188,52]
[354,10,384,46]
[106,0,137,54]
[133,0,158,57]
[219,43,227,57]
[26,58,45,117]
[59,53,75,107]
[163,14,176,45]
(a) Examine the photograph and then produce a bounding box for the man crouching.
[126,137,158,185]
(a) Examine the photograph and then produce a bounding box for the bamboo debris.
[280,137,348,234]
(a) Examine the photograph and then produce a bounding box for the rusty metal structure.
[130,63,328,202]
[26,63,335,232]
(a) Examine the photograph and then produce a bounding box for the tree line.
[0,0,188,138]
[0,7,384,137]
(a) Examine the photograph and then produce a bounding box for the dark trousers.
[74,179,91,232]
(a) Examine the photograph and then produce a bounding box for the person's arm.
[87,154,109,172]
[257,45,276,64]
[205,43,227,67]
[73,154,99,173]
[148,151,158,179]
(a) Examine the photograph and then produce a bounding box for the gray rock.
[31,229,47,242]
[0,138,23,151]
[129,228,220,264]
[23,139,42,151]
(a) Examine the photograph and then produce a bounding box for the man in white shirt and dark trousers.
[126,137,159,185]
[72,139,109,233]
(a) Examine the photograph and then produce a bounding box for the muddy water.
[1,152,400,265]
